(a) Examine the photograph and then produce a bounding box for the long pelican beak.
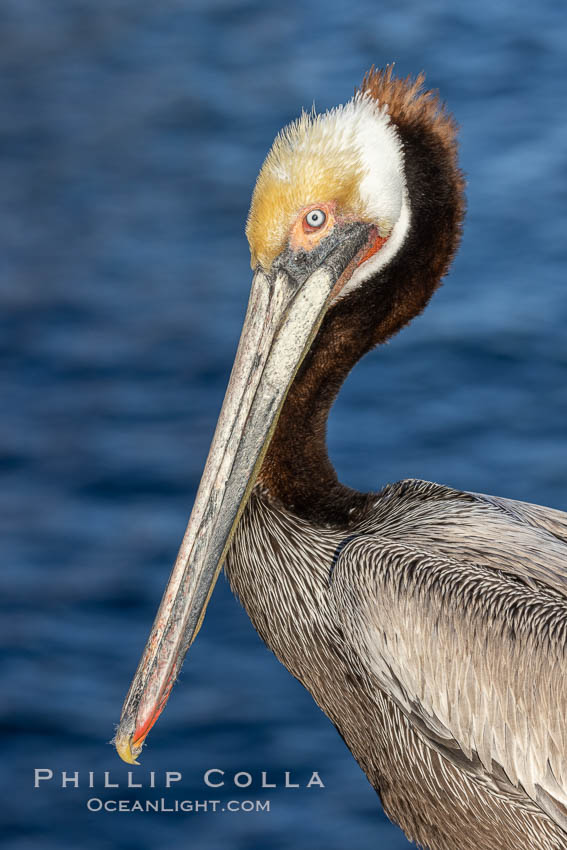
[114,225,371,764]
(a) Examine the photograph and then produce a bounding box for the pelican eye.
[304,209,326,229]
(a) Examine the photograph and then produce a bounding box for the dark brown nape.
[258,68,466,526]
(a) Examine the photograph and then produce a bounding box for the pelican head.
[246,89,410,291]
[114,68,462,764]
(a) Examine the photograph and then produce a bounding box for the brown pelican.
[114,68,567,849]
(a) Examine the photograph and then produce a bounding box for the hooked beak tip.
[115,728,143,765]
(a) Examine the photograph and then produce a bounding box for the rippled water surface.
[2,2,567,848]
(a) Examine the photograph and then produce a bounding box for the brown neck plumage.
[258,69,466,526]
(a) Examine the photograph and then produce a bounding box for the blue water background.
[2,2,567,848]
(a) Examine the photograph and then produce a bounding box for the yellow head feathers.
[246,91,406,270]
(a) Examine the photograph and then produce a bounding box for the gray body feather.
[226,478,567,850]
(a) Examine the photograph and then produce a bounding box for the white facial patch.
[336,187,411,302]
[327,93,412,301]
[345,92,406,226]
[293,92,411,298]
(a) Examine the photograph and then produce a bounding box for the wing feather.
[330,484,567,828]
